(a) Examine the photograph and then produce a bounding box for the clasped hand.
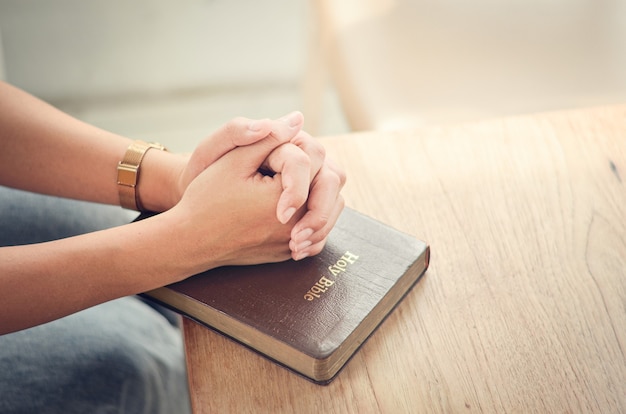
[165,111,345,271]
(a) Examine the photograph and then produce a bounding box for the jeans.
[0,186,191,414]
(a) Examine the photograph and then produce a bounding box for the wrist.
[137,149,188,212]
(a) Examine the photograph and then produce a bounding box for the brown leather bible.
[142,207,430,383]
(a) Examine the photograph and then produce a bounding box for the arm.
[0,81,136,204]
[0,121,322,334]
[0,82,345,334]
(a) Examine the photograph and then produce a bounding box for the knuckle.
[337,195,345,211]
[326,159,347,186]
[291,148,311,169]
[319,167,343,188]
[293,131,326,159]
[310,216,331,239]
[267,131,285,146]
[219,118,246,143]
[277,144,310,173]
[337,168,347,186]
[308,240,328,256]
[225,117,245,133]
[307,140,326,160]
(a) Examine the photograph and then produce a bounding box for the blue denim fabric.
[0,187,191,414]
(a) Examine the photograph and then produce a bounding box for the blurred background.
[0,0,624,152]
[0,0,349,153]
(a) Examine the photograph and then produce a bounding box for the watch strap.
[117,140,167,211]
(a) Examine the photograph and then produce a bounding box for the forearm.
[0,212,193,334]
[0,81,183,211]
[0,82,126,202]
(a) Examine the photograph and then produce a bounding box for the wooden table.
[182,106,626,413]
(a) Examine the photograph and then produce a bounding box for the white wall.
[0,0,309,101]
[0,27,6,80]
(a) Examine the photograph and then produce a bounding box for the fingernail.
[294,240,312,252]
[281,111,302,128]
[294,228,314,243]
[294,251,310,261]
[280,207,296,224]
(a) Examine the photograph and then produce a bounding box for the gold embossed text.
[304,251,359,301]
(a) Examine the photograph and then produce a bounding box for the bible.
[142,207,430,383]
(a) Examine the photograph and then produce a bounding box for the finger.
[264,111,305,156]
[290,159,346,241]
[235,134,297,178]
[323,157,347,185]
[290,196,345,261]
[289,130,325,181]
[232,111,304,175]
[291,191,344,250]
[186,117,273,178]
[264,143,311,224]
[265,126,325,223]
[192,111,302,174]
[188,111,303,186]
[277,111,304,136]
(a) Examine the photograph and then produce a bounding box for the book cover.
[142,207,430,383]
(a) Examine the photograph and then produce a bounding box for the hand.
[265,129,346,260]
[176,112,304,220]
[174,112,346,261]
[166,125,307,271]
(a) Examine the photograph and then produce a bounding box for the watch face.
[117,164,139,187]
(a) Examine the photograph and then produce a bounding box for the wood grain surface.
[183,106,626,413]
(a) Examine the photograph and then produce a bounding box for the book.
[142,207,430,384]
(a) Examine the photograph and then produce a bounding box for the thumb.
[232,114,304,177]
[186,117,273,179]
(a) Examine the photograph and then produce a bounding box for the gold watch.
[117,140,167,211]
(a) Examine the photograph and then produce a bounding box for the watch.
[117,140,167,211]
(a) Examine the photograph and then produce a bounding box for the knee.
[67,331,191,414]
[0,304,191,414]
